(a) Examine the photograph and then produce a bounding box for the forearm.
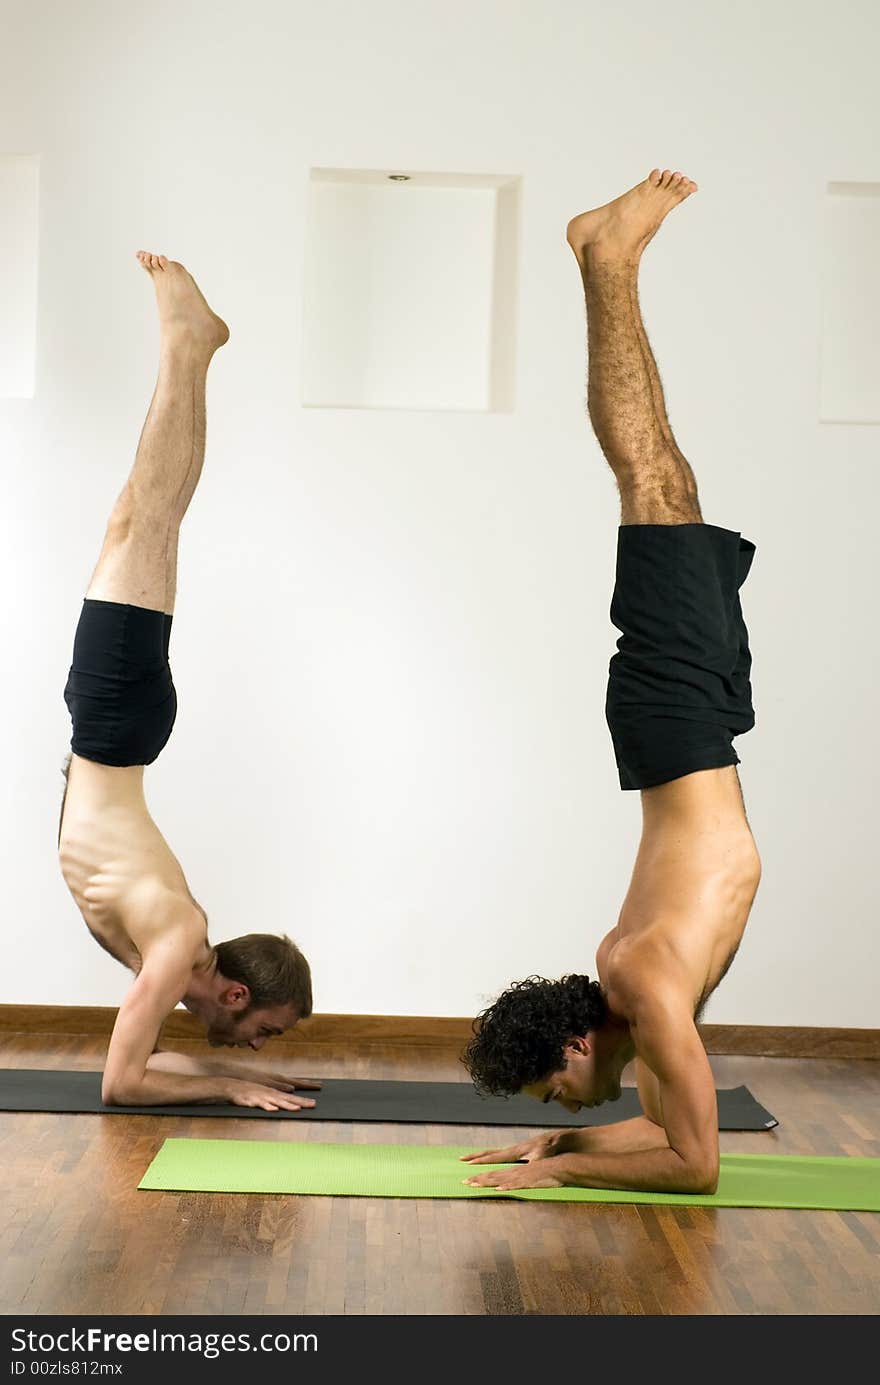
[557,1116,669,1156]
[147,1051,243,1082]
[103,1067,233,1107]
[542,1144,718,1194]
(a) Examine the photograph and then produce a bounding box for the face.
[523,1036,622,1112]
[206,1002,299,1051]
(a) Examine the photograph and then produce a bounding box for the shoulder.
[123,880,205,955]
[594,927,618,986]
[603,930,687,1023]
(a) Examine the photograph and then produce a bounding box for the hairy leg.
[567,174,762,832]
[567,169,702,524]
[86,255,228,614]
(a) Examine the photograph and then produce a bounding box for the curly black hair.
[462,974,607,1096]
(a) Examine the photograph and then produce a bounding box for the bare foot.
[135,252,230,355]
[566,169,698,269]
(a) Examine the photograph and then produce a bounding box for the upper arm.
[623,975,719,1191]
[634,1056,663,1126]
[102,921,201,1104]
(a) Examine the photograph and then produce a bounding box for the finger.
[263,1076,315,1088]
[461,1146,521,1164]
[291,1080,322,1090]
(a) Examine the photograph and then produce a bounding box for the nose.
[249,1037,267,1051]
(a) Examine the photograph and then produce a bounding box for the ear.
[218,983,251,1011]
[564,1034,592,1059]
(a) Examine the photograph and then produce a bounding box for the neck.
[596,1015,636,1075]
[181,951,218,1013]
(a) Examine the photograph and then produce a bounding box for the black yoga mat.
[0,1069,777,1130]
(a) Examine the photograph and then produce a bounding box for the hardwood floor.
[1,1034,878,1315]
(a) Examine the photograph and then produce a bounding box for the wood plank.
[698,1025,880,1059]
[0,1005,877,1058]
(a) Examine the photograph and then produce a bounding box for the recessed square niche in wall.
[302,168,520,412]
[819,182,880,424]
[0,155,39,399]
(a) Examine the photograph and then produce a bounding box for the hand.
[463,1159,564,1191]
[460,1130,568,1167]
[226,1079,317,1112]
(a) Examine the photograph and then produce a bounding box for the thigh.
[618,469,703,525]
[85,497,172,613]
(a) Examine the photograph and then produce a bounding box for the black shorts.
[605,523,756,791]
[64,600,178,767]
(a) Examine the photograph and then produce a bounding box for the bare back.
[58,755,208,972]
[596,765,761,1020]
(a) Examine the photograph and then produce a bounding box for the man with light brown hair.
[58,252,319,1111]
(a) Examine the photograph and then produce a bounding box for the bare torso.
[58,755,210,974]
[596,765,761,1023]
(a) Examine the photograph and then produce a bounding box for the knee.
[606,441,670,490]
[104,492,135,546]
[106,484,177,541]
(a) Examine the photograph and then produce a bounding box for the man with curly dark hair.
[462,169,762,1195]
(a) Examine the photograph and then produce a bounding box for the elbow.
[671,1147,719,1195]
[689,1158,720,1196]
[101,1077,137,1107]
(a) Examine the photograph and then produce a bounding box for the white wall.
[1,0,878,1025]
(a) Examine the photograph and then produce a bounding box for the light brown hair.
[214,933,313,1018]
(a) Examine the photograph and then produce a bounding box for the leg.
[86,254,228,614]
[567,169,702,525]
[582,175,759,820]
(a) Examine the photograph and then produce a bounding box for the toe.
[648,168,662,186]
[660,169,673,188]
[158,255,168,268]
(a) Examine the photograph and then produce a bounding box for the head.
[462,974,624,1112]
[202,933,313,1050]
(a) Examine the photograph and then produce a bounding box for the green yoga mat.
[138,1140,880,1210]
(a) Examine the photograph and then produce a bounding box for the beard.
[205,1014,242,1047]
